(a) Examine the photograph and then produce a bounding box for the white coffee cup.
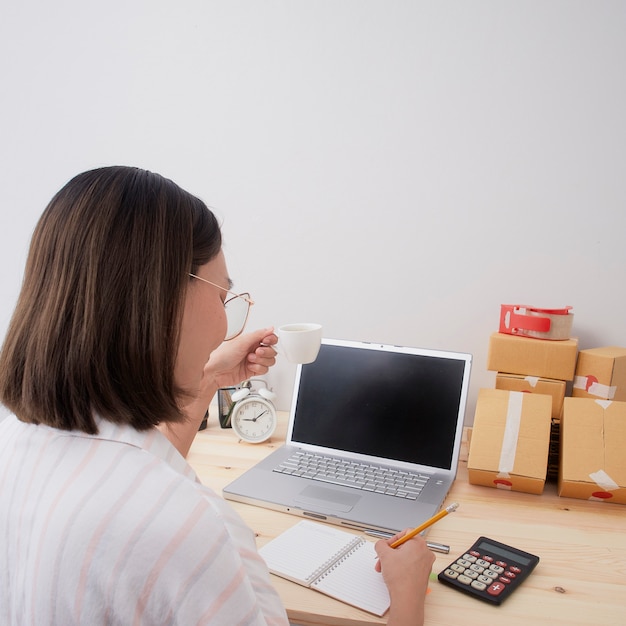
[277,323,322,364]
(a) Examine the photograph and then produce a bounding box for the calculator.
[437,536,539,605]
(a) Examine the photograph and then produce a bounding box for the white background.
[1,1,625,422]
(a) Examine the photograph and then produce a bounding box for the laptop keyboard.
[273,450,430,499]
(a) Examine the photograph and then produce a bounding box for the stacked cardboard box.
[571,346,626,401]
[559,397,626,504]
[489,332,578,482]
[468,388,552,494]
[467,332,578,494]
[557,347,626,504]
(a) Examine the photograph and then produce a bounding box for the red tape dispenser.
[499,305,573,340]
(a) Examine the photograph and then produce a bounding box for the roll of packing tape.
[499,305,574,340]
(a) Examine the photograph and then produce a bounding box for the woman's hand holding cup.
[276,323,322,364]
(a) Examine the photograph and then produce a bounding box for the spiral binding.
[309,536,364,583]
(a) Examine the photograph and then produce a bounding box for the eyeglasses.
[188,273,254,340]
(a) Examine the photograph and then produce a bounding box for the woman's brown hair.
[0,166,221,434]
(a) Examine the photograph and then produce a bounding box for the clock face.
[231,397,277,443]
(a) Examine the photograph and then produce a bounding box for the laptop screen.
[290,342,470,471]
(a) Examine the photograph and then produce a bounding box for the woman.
[0,166,433,625]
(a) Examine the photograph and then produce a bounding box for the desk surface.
[187,411,626,626]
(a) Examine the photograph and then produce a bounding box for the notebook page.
[259,520,362,586]
[311,539,390,616]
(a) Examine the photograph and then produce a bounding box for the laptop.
[223,338,472,535]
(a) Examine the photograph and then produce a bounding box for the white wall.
[1,1,625,422]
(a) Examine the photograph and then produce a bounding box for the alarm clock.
[230,379,278,443]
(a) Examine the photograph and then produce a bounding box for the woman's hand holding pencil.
[373,503,458,625]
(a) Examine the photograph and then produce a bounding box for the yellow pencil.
[390,502,459,549]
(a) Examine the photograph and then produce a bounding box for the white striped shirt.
[0,414,289,626]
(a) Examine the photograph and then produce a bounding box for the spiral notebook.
[258,520,390,616]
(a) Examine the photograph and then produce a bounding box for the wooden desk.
[187,411,626,626]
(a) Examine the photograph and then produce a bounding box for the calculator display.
[476,540,533,566]
[438,536,539,605]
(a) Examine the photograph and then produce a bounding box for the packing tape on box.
[588,469,619,501]
[573,375,617,400]
[499,304,573,340]
[589,469,619,492]
[496,391,523,489]
[588,401,619,501]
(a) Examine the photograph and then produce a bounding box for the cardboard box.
[558,398,626,504]
[572,346,626,401]
[468,388,552,495]
[495,373,566,419]
[487,332,578,381]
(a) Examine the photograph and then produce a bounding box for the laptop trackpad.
[295,485,360,512]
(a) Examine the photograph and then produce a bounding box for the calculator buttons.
[487,582,506,597]
[438,537,539,605]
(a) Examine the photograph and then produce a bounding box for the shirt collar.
[84,415,198,481]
